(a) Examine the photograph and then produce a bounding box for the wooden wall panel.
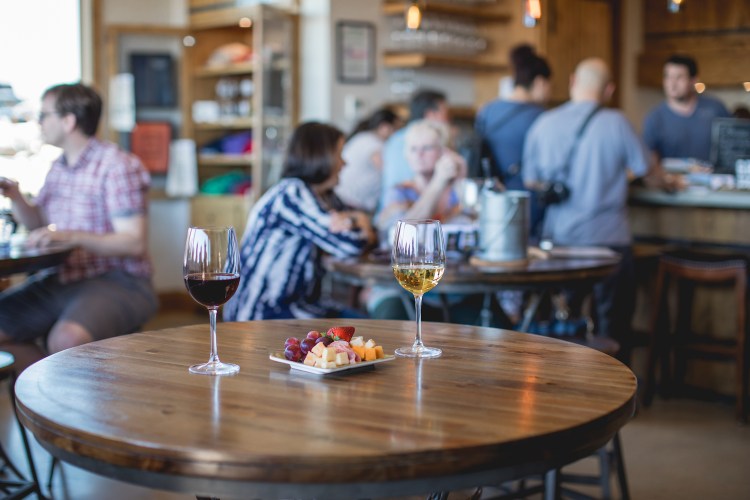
[638,0,750,88]
[542,0,618,104]
[644,0,750,35]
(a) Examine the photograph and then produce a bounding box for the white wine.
[393,264,445,295]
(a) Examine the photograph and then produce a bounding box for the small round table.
[0,244,73,278]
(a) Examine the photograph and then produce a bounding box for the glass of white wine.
[392,219,446,358]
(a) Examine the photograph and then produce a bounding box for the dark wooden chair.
[643,250,748,423]
[0,351,46,500]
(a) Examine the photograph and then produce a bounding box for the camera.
[537,181,570,205]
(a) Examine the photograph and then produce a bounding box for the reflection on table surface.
[15,319,637,499]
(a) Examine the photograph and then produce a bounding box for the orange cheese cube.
[374,346,384,359]
[352,345,365,360]
[364,347,377,361]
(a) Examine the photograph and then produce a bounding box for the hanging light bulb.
[406,1,422,31]
[523,0,542,28]
[668,0,684,13]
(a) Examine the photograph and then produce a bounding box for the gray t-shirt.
[642,95,730,162]
[523,101,649,246]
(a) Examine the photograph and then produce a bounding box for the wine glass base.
[395,346,442,358]
[189,361,240,376]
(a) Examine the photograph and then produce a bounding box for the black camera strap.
[557,104,602,181]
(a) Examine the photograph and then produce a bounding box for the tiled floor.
[1,313,749,499]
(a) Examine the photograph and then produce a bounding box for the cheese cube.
[323,346,337,362]
[350,336,365,346]
[314,356,325,368]
[364,348,377,361]
[303,353,318,366]
[374,346,385,359]
[352,345,365,360]
[335,352,350,366]
[365,339,376,349]
[318,360,337,369]
[311,342,327,357]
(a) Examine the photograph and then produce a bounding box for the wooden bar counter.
[14,320,637,499]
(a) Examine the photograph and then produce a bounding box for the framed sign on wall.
[336,21,376,84]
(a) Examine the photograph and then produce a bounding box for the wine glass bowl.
[392,219,446,358]
[184,226,241,375]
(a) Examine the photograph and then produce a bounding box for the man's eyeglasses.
[38,111,60,122]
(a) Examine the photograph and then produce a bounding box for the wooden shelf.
[194,63,254,78]
[198,154,253,166]
[387,102,475,121]
[193,117,254,131]
[383,52,505,72]
[382,1,511,22]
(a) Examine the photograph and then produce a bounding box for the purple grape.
[314,336,333,347]
[284,337,300,348]
[306,331,322,340]
[284,344,302,362]
[300,338,316,355]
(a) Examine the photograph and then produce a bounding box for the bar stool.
[0,351,45,499]
[643,250,748,423]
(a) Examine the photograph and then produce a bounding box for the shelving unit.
[185,1,296,235]
[382,1,511,22]
[381,0,510,116]
[382,52,505,72]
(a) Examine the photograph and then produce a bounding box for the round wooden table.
[326,251,620,330]
[15,319,636,499]
[0,244,73,278]
[326,252,620,293]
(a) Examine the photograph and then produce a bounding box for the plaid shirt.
[36,139,152,283]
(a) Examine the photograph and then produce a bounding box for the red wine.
[184,273,240,307]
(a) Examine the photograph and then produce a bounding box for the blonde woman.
[376,119,466,233]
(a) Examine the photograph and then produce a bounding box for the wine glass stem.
[208,307,220,364]
[413,293,424,349]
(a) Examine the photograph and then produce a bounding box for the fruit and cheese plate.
[270,326,395,375]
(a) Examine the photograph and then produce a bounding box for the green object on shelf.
[200,171,251,195]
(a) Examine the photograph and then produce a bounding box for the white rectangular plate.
[269,352,396,375]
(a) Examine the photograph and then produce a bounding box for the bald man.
[522,58,649,363]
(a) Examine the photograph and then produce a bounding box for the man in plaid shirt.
[0,83,157,355]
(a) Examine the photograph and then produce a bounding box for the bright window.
[0,0,81,203]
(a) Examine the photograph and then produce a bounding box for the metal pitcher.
[477,189,529,262]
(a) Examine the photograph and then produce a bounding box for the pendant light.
[523,0,542,28]
[406,1,422,31]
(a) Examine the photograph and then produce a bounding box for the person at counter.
[223,122,375,321]
[523,58,650,363]
[642,54,730,164]
[0,82,156,354]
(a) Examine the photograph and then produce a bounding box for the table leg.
[519,291,546,333]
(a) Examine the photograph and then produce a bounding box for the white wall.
[104,0,187,25]
[300,0,476,133]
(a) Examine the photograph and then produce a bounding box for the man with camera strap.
[521,58,650,364]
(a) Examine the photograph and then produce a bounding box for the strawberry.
[326,326,355,343]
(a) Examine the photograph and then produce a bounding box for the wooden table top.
[327,251,620,293]
[0,243,73,277]
[15,319,636,498]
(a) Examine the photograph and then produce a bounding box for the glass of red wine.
[183,226,241,375]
